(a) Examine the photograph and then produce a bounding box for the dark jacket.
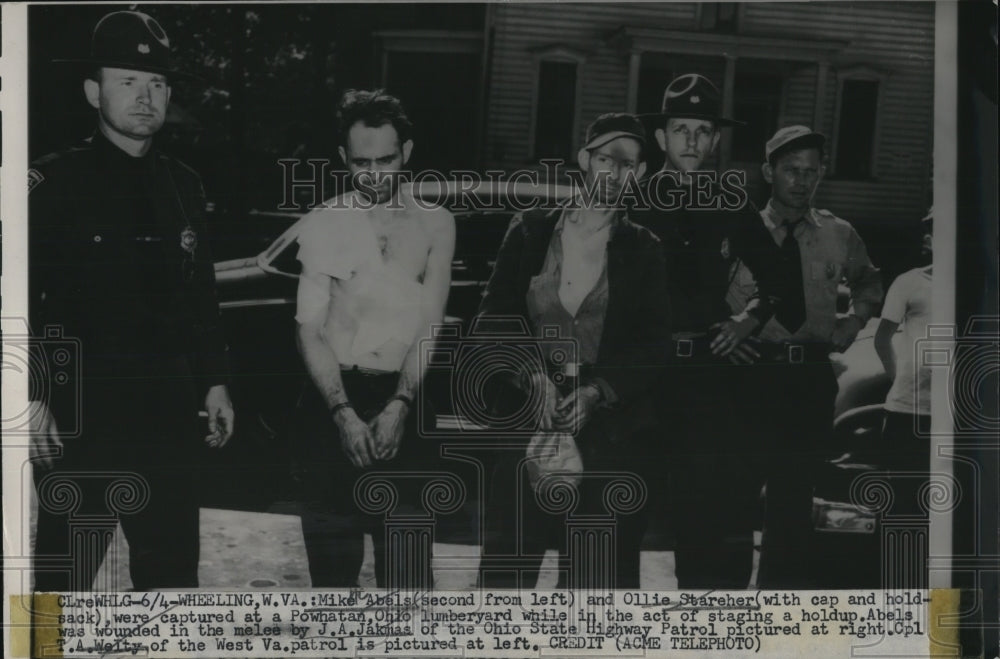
[477,204,671,442]
[631,173,766,334]
[29,132,229,426]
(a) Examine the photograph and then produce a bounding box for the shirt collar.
[556,199,626,236]
[90,129,157,169]
[761,200,821,231]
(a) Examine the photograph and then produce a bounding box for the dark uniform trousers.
[479,420,657,591]
[30,133,229,592]
[665,354,760,590]
[750,356,838,589]
[294,369,438,589]
[33,366,203,592]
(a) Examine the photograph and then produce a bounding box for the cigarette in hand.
[200,410,222,446]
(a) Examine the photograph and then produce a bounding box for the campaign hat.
[54,11,198,81]
[640,73,744,127]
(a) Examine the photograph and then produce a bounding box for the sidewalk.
[96,507,693,590]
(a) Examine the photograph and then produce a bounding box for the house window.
[533,59,578,160]
[832,68,885,180]
[699,3,740,33]
[731,72,783,163]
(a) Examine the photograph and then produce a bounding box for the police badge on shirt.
[180,225,197,256]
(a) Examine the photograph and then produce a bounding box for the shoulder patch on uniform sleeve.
[28,168,45,193]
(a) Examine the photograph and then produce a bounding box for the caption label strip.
[18,589,952,657]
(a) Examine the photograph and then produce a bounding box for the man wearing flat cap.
[736,125,883,587]
[29,11,234,591]
[478,113,669,589]
[631,73,773,590]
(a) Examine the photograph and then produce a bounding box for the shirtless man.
[294,89,455,588]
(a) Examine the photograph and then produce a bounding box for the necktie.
[775,218,806,333]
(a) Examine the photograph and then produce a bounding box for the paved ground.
[95,507,760,590]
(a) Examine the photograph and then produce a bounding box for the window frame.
[696,2,746,33]
[528,45,587,163]
[829,65,888,180]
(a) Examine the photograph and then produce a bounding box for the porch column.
[719,54,737,171]
[626,50,642,113]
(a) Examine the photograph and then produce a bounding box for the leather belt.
[669,335,715,359]
[340,364,398,377]
[753,341,832,364]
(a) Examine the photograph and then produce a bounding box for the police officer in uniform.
[737,126,883,588]
[633,74,771,589]
[29,11,234,591]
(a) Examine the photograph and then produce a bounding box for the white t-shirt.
[882,266,932,415]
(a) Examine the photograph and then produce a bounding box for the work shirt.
[527,210,611,363]
[746,201,883,343]
[29,131,229,425]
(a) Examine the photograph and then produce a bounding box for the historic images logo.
[28,169,45,193]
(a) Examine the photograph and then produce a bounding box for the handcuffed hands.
[525,372,560,430]
[552,384,601,433]
[710,316,761,364]
[370,400,408,461]
[334,406,376,468]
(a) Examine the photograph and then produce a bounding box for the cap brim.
[637,111,745,127]
[52,58,204,82]
[766,133,826,161]
[583,130,647,151]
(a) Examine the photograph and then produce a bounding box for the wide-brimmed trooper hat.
[54,11,198,81]
[640,73,744,127]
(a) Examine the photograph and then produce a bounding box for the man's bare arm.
[296,268,350,408]
[874,318,899,381]
[295,266,375,466]
[395,210,457,401]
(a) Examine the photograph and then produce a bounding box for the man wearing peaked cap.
[477,112,669,590]
[631,73,779,590]
[730,125,883,587]
[763,124,827,165]
[29,11,233,591]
